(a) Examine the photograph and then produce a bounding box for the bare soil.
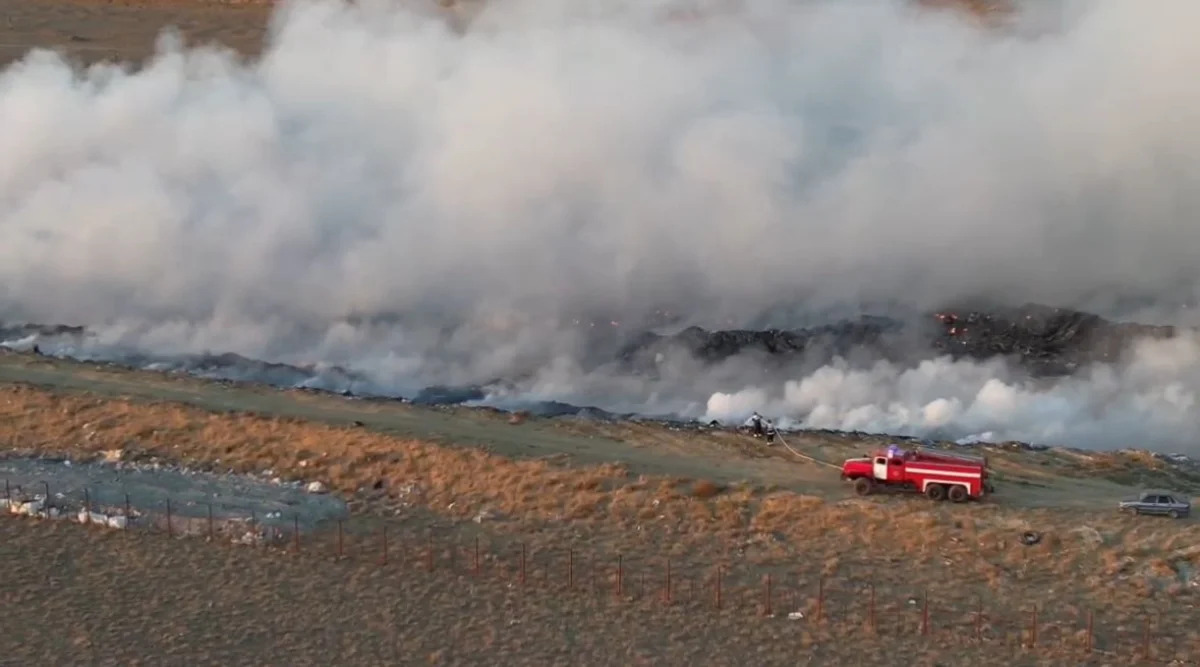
[0,517,1176,667]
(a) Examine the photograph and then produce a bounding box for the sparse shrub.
[692,480,724,499]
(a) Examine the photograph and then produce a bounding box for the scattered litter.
[1020,531,1042,546]
[76,509,128,529]
[2,496,46,516]
[0,457,348,537]
[787,611,804,620]
[305,481,327,494]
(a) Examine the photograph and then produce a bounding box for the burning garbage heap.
[930,304,1175,375]
[619,303,1177,378]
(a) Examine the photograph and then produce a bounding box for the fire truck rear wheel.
[925,483,947,502]
[947,484,968,503]
[853,477,874,496]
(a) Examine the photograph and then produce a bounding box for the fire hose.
[766,429,842,471]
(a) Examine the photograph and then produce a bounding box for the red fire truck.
[841,447,993,502]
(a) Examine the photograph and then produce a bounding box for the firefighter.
[743,412,766,437]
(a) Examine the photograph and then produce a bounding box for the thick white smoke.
[704,334,1200,450]
[3,0,1200,450]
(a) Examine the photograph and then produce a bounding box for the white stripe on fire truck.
[905,467,981,478]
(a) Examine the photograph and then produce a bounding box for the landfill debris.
[2,496,46,516]
[616,303,1176,378]
[305,481,328,494]
[1020,531,1042,546]
[0,303,1188,439]
[76,509,129,529]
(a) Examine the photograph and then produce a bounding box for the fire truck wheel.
[925,483,947,502]
[947,485,968,503]
[853,477,874,496]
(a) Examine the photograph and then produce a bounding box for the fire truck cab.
[841,446,993,503]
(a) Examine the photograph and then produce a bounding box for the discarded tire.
[1020,531,1042,546]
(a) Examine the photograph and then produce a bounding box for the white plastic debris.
[75,509,128,530]
[305,481,327,494]
[232,529,264,546]
[787,611,804,620]
[7,498,45,516]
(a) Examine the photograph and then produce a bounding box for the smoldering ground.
[3,0,1200,450]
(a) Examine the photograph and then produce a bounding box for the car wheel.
[1169,509,1181,519]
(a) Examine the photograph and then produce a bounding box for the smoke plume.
[3,0,1200,451]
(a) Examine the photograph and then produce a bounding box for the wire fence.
[2,478,1198,664]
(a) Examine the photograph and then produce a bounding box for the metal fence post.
[616,554,623,600]
[715,566,722,610]
[816,577,824,623]
[921,591,929,636]
[664,559,671,605]
[869,583,877,633]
